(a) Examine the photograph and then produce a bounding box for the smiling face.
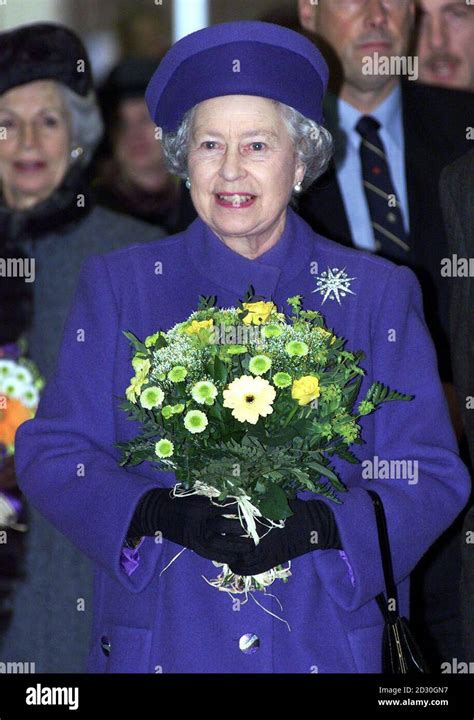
[299,0,415,108]
[416,0,474,91]
[0,80,71,210]
[186,95,305,257]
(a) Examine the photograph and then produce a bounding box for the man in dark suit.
[297,0,472,383]
[297,0,473,666]
[440,150,474,660]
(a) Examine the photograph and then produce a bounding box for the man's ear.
[297,0,318,34]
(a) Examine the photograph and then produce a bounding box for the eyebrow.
[193,127,279,140]
[0,106,66,114]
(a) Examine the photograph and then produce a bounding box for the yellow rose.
[241,301,276,325]
[184,319,214,335]
[291,375,321,406]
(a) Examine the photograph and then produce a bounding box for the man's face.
[299,0,415,93]
[416,0,474,91]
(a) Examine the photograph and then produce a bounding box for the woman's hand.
[228,498,342,576]
[127,489,254,565]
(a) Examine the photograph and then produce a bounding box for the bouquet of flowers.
[0,348,43,529]
[117,289,412,595]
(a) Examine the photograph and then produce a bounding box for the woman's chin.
[7,183,54,209]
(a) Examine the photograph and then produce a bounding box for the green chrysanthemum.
[261,324,283,338]
[248,355,272,376]
[184,409,208,434]
[191,381,218,405]
[168,366,187,382]
[273,372,292,388]
[154,439,174,458]
[285,340,309,357]
[140,386,164,409]
[162,402,185,419]
[161,405,174,420]
[131,354,149,372]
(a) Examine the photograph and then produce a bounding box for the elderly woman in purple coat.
[14,21,470,673]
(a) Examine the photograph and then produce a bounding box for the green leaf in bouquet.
[213,355,228,383]
[197,294,217,310]
[365,382,414,406]
[334,444,361,464]
[259,484,293,521]
[341,375,362,409]
[122,330,148,354]
[306,460,347,492]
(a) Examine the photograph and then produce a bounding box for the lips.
[14,161,47,172]
[358,42,392,51]
[427,58,460,79]
[215,192,257,208]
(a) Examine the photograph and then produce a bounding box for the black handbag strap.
[367,489,400,623]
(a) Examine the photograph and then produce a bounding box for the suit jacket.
[14,207,470,673]
[439,149,474,466]
[298,81,474,381]
[439,149,474,659]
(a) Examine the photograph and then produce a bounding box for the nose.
[426,14,448,51]
[19,121,40,150]
[364,0,389,29]
[218,143,247,183]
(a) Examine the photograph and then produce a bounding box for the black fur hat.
[0,22,93,97]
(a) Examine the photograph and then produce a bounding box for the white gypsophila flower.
[149,334,213,388]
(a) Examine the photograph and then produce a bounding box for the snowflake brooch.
[311,266,356,305]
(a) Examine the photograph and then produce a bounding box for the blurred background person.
[415,0,474,91]
[0,22,165,672]
[297,0,473,667]
[93,57,195,234]
[440,149,474,661]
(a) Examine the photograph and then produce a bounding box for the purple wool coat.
[14,207,470,673]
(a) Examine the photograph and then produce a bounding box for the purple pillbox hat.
[145,21,329,132]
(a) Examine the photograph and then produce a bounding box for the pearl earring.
[185,177,191,190]
[70,146,83,160]
[294,181,303,193]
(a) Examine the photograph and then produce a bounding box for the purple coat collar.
[185,206,314,299]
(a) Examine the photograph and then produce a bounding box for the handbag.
[368,489,430,674]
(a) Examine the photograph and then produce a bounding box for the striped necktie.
[356,115,410,262]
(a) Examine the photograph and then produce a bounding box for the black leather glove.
[127,488,254,565]
[229,498,342,576]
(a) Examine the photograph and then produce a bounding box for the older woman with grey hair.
[0,23,165,673]
[13,21,469,673]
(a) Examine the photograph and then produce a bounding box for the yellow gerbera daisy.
[223,375,276,424]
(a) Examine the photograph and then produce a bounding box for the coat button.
[239,633,260,654]
[100,636,111,657]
